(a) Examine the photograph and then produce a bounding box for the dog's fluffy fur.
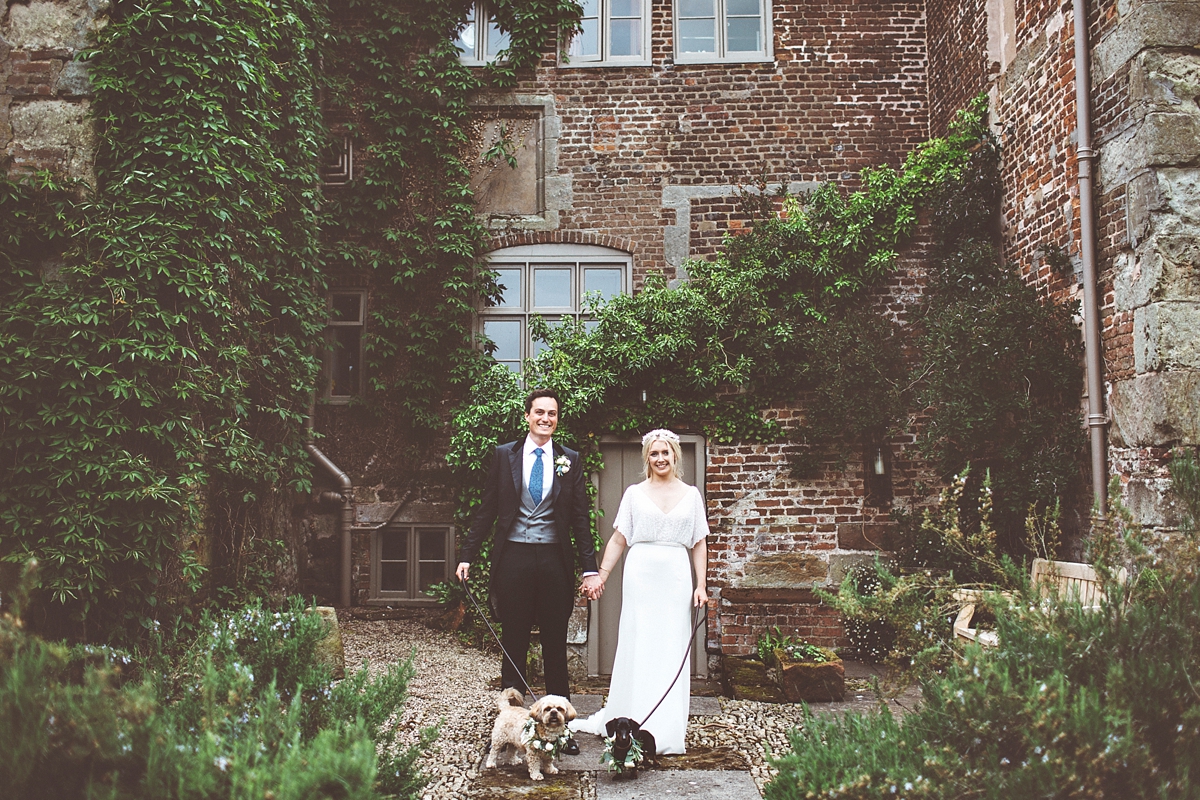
[485,688,577,781]
[605,717,656,778]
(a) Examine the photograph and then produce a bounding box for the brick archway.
[487,229,637,257]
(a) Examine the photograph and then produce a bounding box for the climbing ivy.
[0,0,583,639]
[0,0,330,635]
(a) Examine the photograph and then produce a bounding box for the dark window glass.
[331,326,361,397]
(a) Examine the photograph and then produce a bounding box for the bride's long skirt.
[570,542,693,754]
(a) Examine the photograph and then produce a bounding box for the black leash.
[459,577,540,702]
[458,576,708,724]
[638,606,707,729]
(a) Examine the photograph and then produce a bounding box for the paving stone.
[596,770,760,799]
[570,694,722,718]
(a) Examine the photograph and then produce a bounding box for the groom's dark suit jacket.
[459,439,598,583]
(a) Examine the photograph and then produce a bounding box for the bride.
[571,429,709,754]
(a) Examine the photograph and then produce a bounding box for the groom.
[457,388,601,753]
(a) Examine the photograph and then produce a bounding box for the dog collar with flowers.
[600,734,644,773]
[521,718,572,756]
[554,455,571,476]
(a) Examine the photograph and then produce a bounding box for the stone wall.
[925,0,1200,534]
[1,0,104,180]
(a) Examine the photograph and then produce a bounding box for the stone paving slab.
[596,770,760,799]
[570,694,722,717]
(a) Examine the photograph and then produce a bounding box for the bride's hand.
[693,587,708,607]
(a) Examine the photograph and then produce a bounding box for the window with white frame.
[325,291,365,402]
[371,525,454,603]
[675,0,772,63]
[565,0,652,66]
[479,245,632,373]
[455,2,511,65]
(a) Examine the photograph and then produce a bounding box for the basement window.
[371,525,455,604]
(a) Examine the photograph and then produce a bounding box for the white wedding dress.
[570,482,709,754]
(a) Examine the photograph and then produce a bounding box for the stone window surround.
[472,94,567,232]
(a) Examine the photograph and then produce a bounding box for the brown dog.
[485,689,577,780]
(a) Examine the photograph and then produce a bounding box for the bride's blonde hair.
[640,429,684,479]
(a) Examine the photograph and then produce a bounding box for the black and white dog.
[605,717,656,778]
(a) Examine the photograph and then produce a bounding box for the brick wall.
[925,0,990,135]
[488,0,930,283]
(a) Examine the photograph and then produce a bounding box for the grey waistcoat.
[508,481,559,544]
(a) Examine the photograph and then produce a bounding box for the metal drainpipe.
[1073,0,1107,514]
[305,410,354,608]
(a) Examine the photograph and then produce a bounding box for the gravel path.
[339,613,900,798]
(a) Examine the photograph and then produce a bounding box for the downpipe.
[305,406,353,608]
[1073,0,1107,514]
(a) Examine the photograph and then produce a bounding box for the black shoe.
[562,736,580,756]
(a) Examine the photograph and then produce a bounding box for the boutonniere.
[554,455,571,476]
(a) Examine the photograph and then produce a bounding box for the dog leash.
[459,577,540,701]
[459,576,708,723]
[638,606,707,729]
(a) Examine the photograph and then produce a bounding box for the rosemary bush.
[0,567,428,799]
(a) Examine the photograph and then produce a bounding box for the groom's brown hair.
[524,388,561,414]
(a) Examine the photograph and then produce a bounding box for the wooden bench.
[952,558,1127,647]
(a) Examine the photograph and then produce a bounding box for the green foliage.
[916,110,1084,551]
[444,101,993,610]
[1,563,428,799]
[768,501,1200,799]
[0,0,330,634]
[756,628,833,664]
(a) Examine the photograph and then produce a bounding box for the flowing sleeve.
[690,486,710,547]
[614,486,635,543]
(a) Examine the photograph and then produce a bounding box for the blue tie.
[530,447,545,504]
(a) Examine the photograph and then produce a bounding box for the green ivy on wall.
[0,0,584,638]
[0,0,330,635]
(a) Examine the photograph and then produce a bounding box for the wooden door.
[587,436,707,677]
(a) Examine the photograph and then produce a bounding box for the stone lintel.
[721,587,823,604]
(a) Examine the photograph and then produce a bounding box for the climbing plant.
[0,0,585,638]
[440,99,999,609]
[0,0,330,635]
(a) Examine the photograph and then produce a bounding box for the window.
[325,291,364,401]
[675,0,771,63]
[455,2,510,65]
[479,245,632,374]
[565,0,652,66]
[371,525,454,603]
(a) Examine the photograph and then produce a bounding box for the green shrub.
[768,488,1200,799]
[0,567,429,799]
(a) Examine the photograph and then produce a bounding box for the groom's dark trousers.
[459,439,597,698]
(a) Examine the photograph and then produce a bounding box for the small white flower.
[214,756,230,772]
[555,455,571,476]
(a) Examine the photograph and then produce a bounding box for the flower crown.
[641,428,681,446]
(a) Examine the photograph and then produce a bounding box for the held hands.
[580,573,604,601]
[456,562,470,582]
[693,587,708,607]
